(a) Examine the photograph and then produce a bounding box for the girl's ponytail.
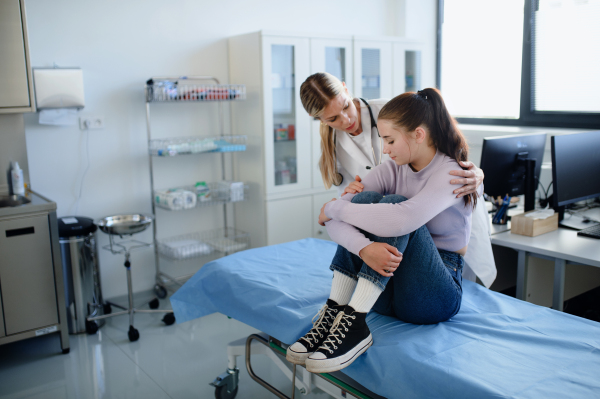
[379,88,477,208]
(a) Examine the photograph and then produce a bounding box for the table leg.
[552,259,566,311]
[516,251,528,301]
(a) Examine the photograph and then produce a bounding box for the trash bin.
[58,216,105,334]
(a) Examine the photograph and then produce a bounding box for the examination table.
[171,238,600,399]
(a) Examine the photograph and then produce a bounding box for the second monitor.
[480,133,547,212]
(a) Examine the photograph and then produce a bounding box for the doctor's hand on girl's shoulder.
[342,175,364,196]
[449,161,484,198]
[359,243,402,277]
[318,198,336,226]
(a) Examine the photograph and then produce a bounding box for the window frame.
[436,0,600,129]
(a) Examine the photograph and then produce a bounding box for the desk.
[491,227,600,311]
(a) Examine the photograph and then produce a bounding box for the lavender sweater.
[324,150,482,256]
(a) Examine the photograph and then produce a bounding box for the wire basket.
[154,182,248,211]
[157,228,249,260]
[149,135,247,156]
[146,81,246,103]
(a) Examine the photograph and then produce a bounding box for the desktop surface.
[490,226,600,268]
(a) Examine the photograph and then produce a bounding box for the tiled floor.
[0,295,332,399]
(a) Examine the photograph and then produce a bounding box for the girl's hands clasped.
[318,198,336,226]
[358,242,403,277]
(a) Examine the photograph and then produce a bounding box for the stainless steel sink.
[0,195,32,208]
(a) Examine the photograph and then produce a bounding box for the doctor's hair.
[378,88,477,208]
[300,72,346,189]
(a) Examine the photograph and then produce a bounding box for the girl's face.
[378,120,421,166]
[319,87,360,134]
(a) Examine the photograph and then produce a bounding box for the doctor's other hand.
[318,198,336,226]
[449,161,484,198]
[342,175,364,196]
[359,242,402,277]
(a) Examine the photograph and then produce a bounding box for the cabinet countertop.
[0,190,56,219]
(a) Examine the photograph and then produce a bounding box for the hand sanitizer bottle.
[11,162,25,196]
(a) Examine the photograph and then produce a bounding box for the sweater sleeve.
[325,160,464,238]
[324,161,398,256]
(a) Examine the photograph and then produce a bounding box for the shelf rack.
[146,76,249,296]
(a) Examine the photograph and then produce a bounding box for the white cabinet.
[353,38,394,100]
[0,0,35,113]
[230,31,426,249]
[266,196,313,245]
[393,40,426,95]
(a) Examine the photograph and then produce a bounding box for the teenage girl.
[287,88,481,374]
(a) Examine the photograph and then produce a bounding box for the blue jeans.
[330,191,463,325]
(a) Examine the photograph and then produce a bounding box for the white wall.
[23,0,438,298]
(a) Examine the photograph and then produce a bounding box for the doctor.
[299,72,496,287]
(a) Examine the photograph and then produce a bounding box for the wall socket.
[79,116,104,130]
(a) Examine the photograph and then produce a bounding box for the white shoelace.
[300,305,338,348]
[319,312,356,354]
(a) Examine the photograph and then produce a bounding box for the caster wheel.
[86,320,99,335]
[162,313,176,326]
[103,303,112,314]
[149,298,160,309]
[154,284,167,299]
[215,385,238,399]
[62,348,70,354]
[128,326,140,342]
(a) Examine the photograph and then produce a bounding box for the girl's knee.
[351,191,383,204]
[379,194,408,204]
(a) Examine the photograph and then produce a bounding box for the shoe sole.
[305,334,373,374]
[286,349,312,365]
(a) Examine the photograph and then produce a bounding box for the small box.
[511,210,559,237]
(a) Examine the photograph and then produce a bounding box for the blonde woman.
[299,72,496,287]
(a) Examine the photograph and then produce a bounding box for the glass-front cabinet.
[263,36,311,194]
[310,38,353,189]
[393,41,425,95]
[353,39,393,100]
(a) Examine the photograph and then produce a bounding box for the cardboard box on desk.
[511,211,559,237]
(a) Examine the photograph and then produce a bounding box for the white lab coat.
[331,97,497,287]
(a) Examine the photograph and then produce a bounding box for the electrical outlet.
[79,116,104,130]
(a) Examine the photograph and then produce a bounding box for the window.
[437,0,600,128]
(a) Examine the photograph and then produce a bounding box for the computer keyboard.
[577,223,600,239]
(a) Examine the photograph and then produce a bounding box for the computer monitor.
[480,133,547,212]
[551,131,600,213]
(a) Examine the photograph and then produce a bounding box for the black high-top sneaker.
[286,299,345,365]
[305,305,372,373]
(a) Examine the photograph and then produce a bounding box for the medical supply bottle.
[11,162,25,196]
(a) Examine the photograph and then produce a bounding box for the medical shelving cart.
[145,76,249,298]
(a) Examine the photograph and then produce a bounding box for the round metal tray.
[95,214,153,236]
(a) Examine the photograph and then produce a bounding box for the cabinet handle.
[6,227,35,238]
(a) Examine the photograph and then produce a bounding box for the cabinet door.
[393,41,425,95]
[310,38,354,189]
[0,0,31,108]
[263,36,312,195]
[313,192,336,241]
[353,40,393,100]
[266,196,313,246]
[0,215,58,335]
[0,289,4,337]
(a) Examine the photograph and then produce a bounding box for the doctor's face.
[319,91,360,134]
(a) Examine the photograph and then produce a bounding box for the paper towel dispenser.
[33,68,85,109]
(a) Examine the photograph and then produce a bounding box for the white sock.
[348,278,383,313]
[329,271,357,306]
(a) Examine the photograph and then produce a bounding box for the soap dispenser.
[11,162,25,196]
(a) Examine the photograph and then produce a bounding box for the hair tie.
[417,90,427,100]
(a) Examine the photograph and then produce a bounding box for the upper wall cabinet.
[0,0,35,114]
[353,38,393,100]
[392,40,425,96]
